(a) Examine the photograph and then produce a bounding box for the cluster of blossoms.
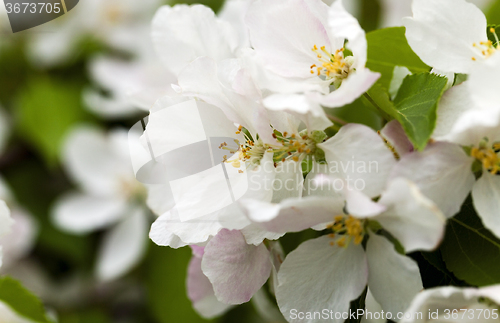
[122,0,500,321]
[50,0,500,321]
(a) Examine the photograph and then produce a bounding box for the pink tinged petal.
[366,233,423,316]
[403,0,487,74]
[187,254,233,318]
[152,5,238,76]
[276,235,368,323]
[389,142,475,218]
[96,207,148,281]
[52,193,127,234]
[315,68,380,108]
[328,0,368,68]
[472,171,500,239]
[380,120,413,157]
[201,229,272,304]
[239,196,344,233]
[345,189,386,218]
[377,178,446,253]
[319,123,397,198]
[245,0,332,78]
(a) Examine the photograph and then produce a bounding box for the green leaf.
[392,73,448,150]
[441,197,500,286]
[364,82,398,121]
[486,2,500,26]
[366,27,429,89]
[327,95,383,130]
[144,243,214,323]
[0,276,50,323]
[15,77,94,167]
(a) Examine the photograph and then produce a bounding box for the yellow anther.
[337,237,346,247]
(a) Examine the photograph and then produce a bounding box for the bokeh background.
[1,0,500,322]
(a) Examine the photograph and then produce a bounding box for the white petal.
[315,68,380,108]
[0,210,37,269]
[468,51,500,110]
[328,0,367,69]
[403,0,487,73]
[319,124,397,198]
[62,126,129,196]
[379,0,412,28]
[96,207,148,281]
[389,66,412,100]
[187,252,232,318]
[263,94,332,131]
[377,178,446,253]
[366,233,423,316]
[379,119,413,158]
[271,160,304,203]
[400,286,500,323]
[152,5,237,75]
[472,171,500,239]
[276,235,368,323]
[0,200,12,239]
[240,196,344,233]
[201,229,272,304]
[345,189,386,218]
[389,142,475,218]
[433,83,474,142]
[246,0,333,79]
[52,193,127,234]
[149,211,221,248]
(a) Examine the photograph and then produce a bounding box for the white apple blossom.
[28,0,163,67]
[84,27,176,119]
[401,285,500,323]
[239,124,446,322]
[403,0,497,74]
[245,0,380,109]
[397,52,500,237]
[52,126,149,281]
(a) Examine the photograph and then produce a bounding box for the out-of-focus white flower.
[245,0,379,109]
[403,0,497,74]
[0,178,37,270]
[0,199,13,268]
[52,126,149,281]
[28,0,163,67]
[151,4,240,77]
[84,27,176,119]
[401,285,500,323]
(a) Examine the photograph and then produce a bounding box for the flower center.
[310,45,351,83]
[472,28,499,61]
[471,140,500,174]
[327,215,366,247]
[219,127,325,171]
